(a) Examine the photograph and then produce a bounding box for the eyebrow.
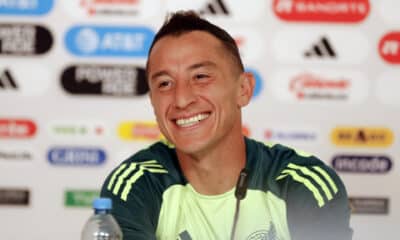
[149,61,217,81]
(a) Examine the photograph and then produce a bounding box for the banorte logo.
[331,127,394,147]
[0,118,36,138]
[379,31,400,64]
[118,121,163,141]
[273,0,370,23]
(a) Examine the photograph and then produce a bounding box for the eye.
[194,73,209,80]
[155,79,173,91]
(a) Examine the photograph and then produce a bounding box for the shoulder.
[246,138,347,208]
[101,141,184,203]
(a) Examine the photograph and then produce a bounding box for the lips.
[174,113,210,127]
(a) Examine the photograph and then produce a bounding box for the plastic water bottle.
[81,197,123,240]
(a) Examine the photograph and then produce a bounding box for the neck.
[177,132,246,195]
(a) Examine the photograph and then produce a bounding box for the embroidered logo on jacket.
[246,223,279,240]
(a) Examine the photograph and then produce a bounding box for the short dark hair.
[146,11,244,75]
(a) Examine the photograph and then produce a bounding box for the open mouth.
[175,113,210,127]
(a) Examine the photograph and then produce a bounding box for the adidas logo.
[304,36,337,58]
[199,0,229,15]
[0,69,18,90]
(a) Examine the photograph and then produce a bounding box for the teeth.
[176,113,210,127]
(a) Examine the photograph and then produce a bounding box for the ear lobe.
[237,72,255,107]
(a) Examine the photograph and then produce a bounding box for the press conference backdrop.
[0,0,398,239]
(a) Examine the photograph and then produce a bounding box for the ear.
[237,72,255,107]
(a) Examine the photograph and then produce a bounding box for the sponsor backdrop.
[0,0,398,239]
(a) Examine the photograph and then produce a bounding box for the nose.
[174,80,196,109]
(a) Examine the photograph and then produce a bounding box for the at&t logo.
[65,25,154,57]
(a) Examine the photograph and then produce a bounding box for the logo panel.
[273,29,368,64]
[0,0,53,15]
[349,197,389,214]
[118,121,163,141]
[166,0,266,21]
[47,147,106,166]
[263,126,320,145]
[64,189,99,207]
[64,26,154,57]
[48,120,107,139]
[61,64,148,96]
[62,0,160,19]
[0,146,33,161]
[271,68,368,103]
[375,70,400,105]
[379,31,400,64]
[0,63,51,96]
[331,127,394,147]
[332,155,392,173]
[273,0,370,23]
[0,188,29,205]
[0,24,53,55]
[0,118,36,138]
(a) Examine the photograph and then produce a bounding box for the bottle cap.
[93,198,112,210]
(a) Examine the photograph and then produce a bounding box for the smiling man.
[101,11,353,240]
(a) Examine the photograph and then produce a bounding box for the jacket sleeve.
[100,161,162,240]
[277,160,353,240]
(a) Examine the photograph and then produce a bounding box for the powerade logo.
[331,127,394,147]
[379,31,400,64]
[273,0,370,23]
[332,155,392,173]
[0,0,53,16]
[0,24,53,55]
[65,26,154,57]
[47,147,106,166]
[61,64,148,96]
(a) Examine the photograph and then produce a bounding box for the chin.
[174,139,208,156]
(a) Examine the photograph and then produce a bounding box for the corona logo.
[331,127,394,147]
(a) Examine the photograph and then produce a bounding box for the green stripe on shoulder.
[276,164,339,208]
[107,160,168,201]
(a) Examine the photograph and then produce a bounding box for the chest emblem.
[246,222,279,240]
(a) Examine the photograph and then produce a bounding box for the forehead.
[147,31,229,73]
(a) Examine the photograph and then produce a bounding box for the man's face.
[147,31,251,155]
